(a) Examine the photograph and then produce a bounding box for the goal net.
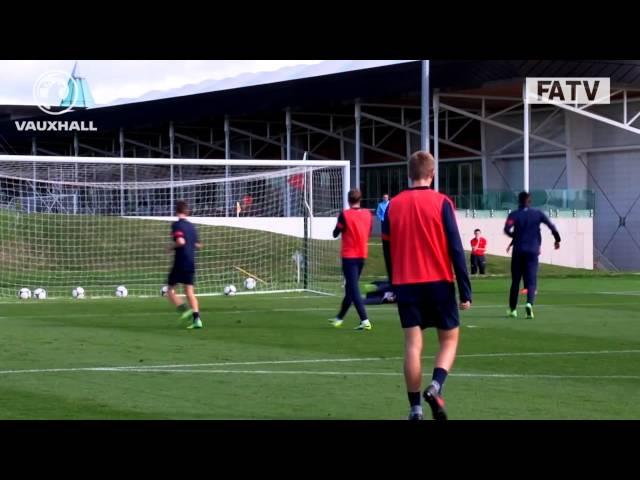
[0,156,349,298]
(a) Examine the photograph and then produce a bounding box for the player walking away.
[330,188,373,331]
[382,151,471,421]
[504,192,560,319]
[470,229,487,275]
[166,200,203,329]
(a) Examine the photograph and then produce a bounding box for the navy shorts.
[395,282,459,330]
[168,268,195,286]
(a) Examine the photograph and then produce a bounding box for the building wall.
[482,106,640,270]
[371,213,593,269]
[457,215,593,270]
[585,150,640,270]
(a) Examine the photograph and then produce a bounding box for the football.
[115,285,128,297]
[18,288,32,299]
[161,285,169,296]
[244,277,256,290]
[223,284,237,296]
[72,287,85,299]
[33,288,47,300]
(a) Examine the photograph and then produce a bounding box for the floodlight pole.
[224,116,231,217]
[355,101,361,189]
[523,82,530,192]
[419,60,431,189]
[421,60,431,153]
[169,121,175,213]
[119,128,125,216]
[286,108,292,216]
[433,90,440,191]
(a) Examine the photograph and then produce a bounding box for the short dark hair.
[408,151,435,181]
[518,191,531,206]
[348,188,362,205]
[175,200,190,215]
[474,229,481,234]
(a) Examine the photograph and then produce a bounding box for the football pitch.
[1,268,639,419]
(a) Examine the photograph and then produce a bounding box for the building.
[1,60,639,269]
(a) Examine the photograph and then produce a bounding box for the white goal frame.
[0,155,351,298]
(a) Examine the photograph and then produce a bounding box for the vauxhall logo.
[526,78,611,105]
[15,120,97,132]
[15,70,98,132]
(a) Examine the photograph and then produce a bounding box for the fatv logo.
[526,78,611,105]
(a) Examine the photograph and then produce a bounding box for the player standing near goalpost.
[382,151,471,420]
[330,188,373,331]
[166,200,203,329]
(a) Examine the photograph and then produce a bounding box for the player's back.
[506,207,557,255]
[386,187,454,285]
[340,208,372,258]
[172,218,199,270]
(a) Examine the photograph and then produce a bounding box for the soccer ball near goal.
[115,285,128,297]
[244,277,256,290]
[33,288,47,300]
[161,286,169,296]
[224,285,237,296]
[72,287,85,299]
[18,288,32,299]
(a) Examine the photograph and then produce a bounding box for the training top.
[333,207,373,259]
[171,218,200,271]
[470,237,487,256]
[381,186,471,302]
[504,206,561,255]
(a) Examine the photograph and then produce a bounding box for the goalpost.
[0,155,350,298]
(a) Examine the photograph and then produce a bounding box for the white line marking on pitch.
[127,349,640,369]
[596,291,640,296]
[102,368,640,380]
[0,349,638,376]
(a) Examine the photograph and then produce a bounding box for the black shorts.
[395,282,459,330]
[168,268,195,286]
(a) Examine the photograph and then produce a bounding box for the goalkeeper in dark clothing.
[504,192,561,319]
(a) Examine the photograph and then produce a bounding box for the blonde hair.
[408,151,435,181]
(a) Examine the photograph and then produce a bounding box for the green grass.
[0,209,616,299]
[1,275,639,419]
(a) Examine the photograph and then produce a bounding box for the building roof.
[3,60,640,140]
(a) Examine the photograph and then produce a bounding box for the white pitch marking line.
[120,368,400,376]
[103,368,640,380]
[0,349,639,375]
[457,349,640,358]
[103,349,640,371]
[111,357,391,370]
[596,291,640,296]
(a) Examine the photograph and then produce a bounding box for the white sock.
[361,319,370,325]
[411,405,423,414]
